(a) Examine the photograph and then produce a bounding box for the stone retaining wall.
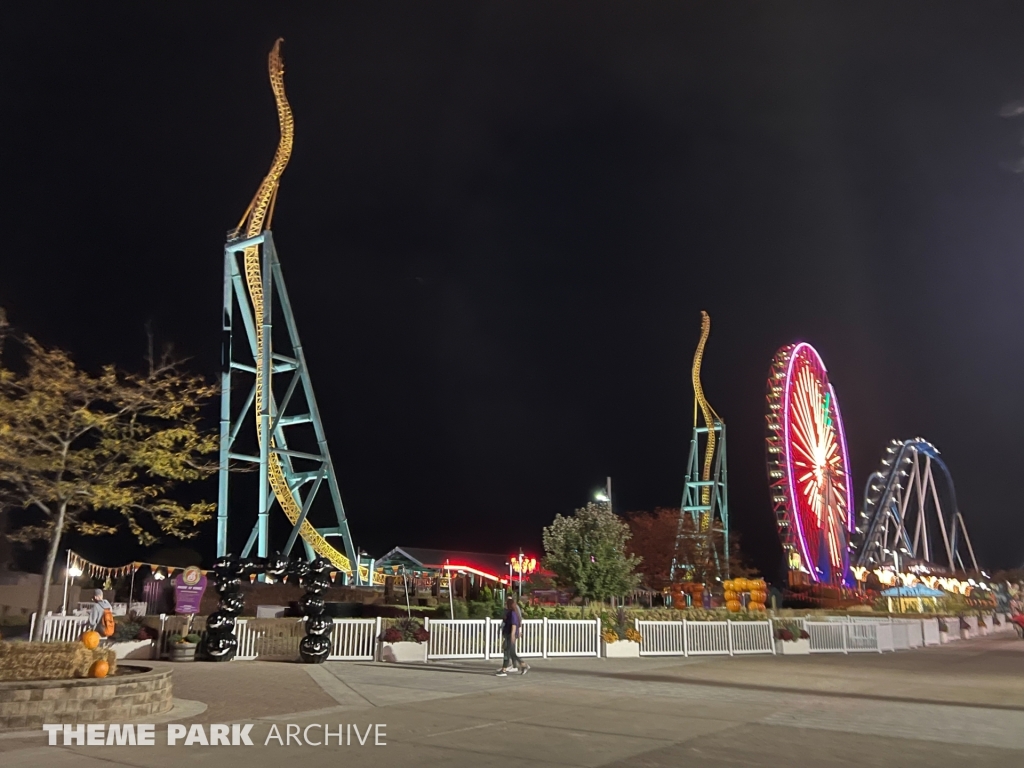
[0,665,172,731]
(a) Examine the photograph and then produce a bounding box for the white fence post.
[594,619,601,657]
[683,619,688,657]
[542,617,548,659]
[727,620,734,656]
[485,617,491,661]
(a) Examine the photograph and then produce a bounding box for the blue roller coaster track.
[854,438,978,573]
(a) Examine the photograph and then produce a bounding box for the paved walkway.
[1,633,1022,767]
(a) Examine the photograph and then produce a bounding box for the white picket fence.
[802,620,895,653]
[30,611,1014,664]
[635,620,775,656]
[232,618,380,661]
[29,612,91,643]
[151,615,380,661]
[423,618,600,660]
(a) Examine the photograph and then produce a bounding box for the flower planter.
[110,639,155,660]
[170,642,197,662]
[380,641,426,663]
[938,630,949,644]
[775,638,810,655]
[960,629,971,641]
[603,640,640,658]
[978,625,988,637]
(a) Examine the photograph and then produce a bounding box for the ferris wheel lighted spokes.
[766,343,853,585]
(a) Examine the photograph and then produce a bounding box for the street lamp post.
[594,477,613,512]
[398,565,411,618]
[60,550,71,615]
[62,553,83,616]
[517,549,524,601]
[446,559,454,617]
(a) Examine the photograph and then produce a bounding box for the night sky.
[3,3,1024,575]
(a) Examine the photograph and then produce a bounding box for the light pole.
[398,565,411,618]
[517,549,524,601]
[61,557,83,618]
[60,550,71,615]
[594,477,612,512]
[445,559,454,618]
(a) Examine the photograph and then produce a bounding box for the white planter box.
[380,641,426,663]
[960,629,971,640]
[603,640,640,658]
[110,639,154,659]
[775,638,810,655]
[978,625,989,637]
[938,630,950,644]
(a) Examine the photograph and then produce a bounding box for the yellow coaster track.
[691,311,721,530]
[237,39,351,572]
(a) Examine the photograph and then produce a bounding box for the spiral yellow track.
[691,311,721,530]
[239,39,351,572]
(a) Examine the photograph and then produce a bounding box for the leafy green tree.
[0,324,217,639]
[542,502,641,602]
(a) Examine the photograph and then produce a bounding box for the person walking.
[496,596,530,676]
[89,589,115,640]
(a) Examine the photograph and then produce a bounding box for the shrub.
[601,607,643,643]
[111,620,142,643]
[378,618,429,644]
[774,620,805,642]
[436,600,469,620]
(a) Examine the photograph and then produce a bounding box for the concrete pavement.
[1,633,1021,767]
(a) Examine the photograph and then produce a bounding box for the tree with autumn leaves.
[0,312,218,638]
[625,507,757,590]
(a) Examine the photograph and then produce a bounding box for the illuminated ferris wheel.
[766,343,853,585]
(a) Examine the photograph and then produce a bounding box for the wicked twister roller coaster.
[216,40,377,584]
[671,312,729,582]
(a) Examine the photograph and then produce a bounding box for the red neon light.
[441,564,502,582]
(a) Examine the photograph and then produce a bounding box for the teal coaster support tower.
[216,230,357,574]
[671,422,729,582]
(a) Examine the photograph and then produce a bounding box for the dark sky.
[3,3,1024,575]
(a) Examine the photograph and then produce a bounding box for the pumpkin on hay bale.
[0,641,117,682]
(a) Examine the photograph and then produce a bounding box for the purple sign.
[174,567,207,614]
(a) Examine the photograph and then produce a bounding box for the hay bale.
[0,642,117,681]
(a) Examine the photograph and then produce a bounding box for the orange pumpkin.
[725,599,741,612]
[89,660,109,679]
[81,630,100,650]
[748,602,765,611]
[723,590,738,602]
